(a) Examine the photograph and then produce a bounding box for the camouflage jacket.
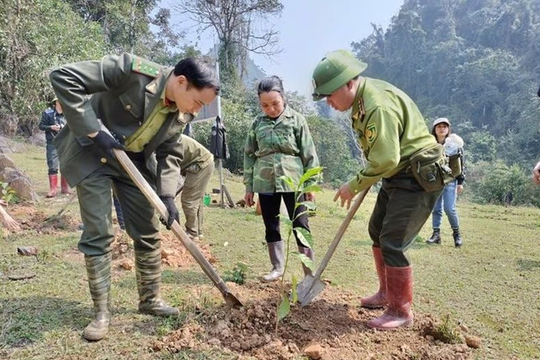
[243,106,319,193]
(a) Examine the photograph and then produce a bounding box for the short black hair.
[174,58,220,94]
[257,75,285,97]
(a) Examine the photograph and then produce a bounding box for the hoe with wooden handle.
[109,144,243,308]
[296,187,370,306]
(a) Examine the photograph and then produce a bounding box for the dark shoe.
[426,230,441,245]
[135,248,179,317]
[262,241,285,282]
[46,174,58,198]
[83,253,112,341]
[453,229,463,247]
[367,265,413,330]
[360,246,387,309]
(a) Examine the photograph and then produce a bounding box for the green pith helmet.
[311,50,367,101]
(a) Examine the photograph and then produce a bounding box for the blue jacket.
[39,108,65,144]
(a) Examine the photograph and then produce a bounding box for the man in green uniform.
[311,50,444,330]
[50,53,219,341]
[176,134,214,241]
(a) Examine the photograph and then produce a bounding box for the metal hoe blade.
[296,275,326,307]
[296,187,371,306]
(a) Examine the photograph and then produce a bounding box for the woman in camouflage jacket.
[243,76,320,282]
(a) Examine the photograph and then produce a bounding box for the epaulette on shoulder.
[132,56,161,77]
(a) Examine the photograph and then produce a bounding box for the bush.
[467,160,540,207]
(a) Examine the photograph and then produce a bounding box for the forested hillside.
[352,0,540,167]
[1,0,538,205]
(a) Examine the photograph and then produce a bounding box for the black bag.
[209,116,229,160]
[410,143,454,192]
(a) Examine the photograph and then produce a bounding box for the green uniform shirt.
[124,87,178,152]
[178,134,214,171]
[243,106,319,193]
[348,78,436,193]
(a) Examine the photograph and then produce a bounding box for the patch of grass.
[155,313,190,337]
[222,262,248,285]
[160,349,236,360]
[431,314,462,344]
[1,138,539,359]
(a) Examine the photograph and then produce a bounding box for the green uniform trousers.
[181,161,214,237]
[368,173,442,267]
[77,157,160,256]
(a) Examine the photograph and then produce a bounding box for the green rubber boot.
[83,253,111,341]
[135,248,179,316]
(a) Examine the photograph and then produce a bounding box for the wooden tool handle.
[112,148,230,294]
[314,187,371,278]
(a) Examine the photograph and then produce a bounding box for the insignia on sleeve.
[132,57,160,77]
[365,123,377,143]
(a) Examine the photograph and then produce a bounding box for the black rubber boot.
[453,229,463,247]
[426,229,441,245]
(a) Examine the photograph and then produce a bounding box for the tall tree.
[351,0,540,167]
[173,0,283,93]
[64,0,181,57]
[0,0,107,134]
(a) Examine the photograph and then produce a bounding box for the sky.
[168,0,404,97]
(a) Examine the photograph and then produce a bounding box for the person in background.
[39,98,71,197]
[532,161,540,185]
[426,118,465,247]
[311,50,444,330]
[0,199,20,231]
[175,134,214,241]
[244,76,319,282]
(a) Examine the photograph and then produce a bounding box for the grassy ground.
[1,141,539,359]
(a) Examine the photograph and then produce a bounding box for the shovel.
[111,147,243,308]
[296,187,370,306]
[44,192,78,222]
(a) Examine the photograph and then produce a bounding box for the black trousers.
[258,192,310,247]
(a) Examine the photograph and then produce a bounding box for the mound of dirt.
[159,232,218,268]
[152,282,475,360]
[110,231,218,270]
[8,204,81,234]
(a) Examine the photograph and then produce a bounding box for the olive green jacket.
[179,134,214,173]
[50,53,190,197]
[347,78,436,193]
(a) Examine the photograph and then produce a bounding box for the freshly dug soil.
[152,282,474,360]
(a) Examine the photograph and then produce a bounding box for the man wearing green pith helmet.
[311,50,445,330]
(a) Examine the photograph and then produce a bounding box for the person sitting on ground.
[426,118,465,247]
[0,199,20,231]
[244,75,320,283]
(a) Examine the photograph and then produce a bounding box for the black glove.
[160,196,179,229]
[90,130,124,159]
